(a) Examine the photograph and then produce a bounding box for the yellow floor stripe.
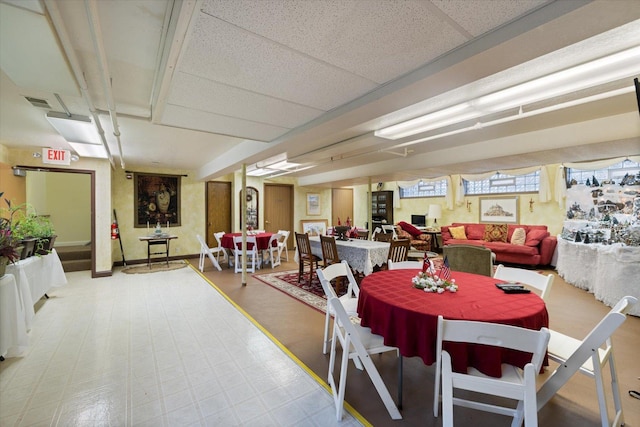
[187,261,372,427]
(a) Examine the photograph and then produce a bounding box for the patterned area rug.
[253,270,338,313]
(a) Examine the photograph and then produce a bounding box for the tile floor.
[0,264,363,427]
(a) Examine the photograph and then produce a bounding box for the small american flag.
[440,256,451,280]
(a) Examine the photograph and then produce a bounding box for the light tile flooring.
[0,264,363,426]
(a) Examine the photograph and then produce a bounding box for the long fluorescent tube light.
[46,111,100,144]
[376,46,640,140]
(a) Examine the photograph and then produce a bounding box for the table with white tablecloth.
[556,238,640,316]
[306,236,390,276]
[5,249,68,330]
[0,274,29,359]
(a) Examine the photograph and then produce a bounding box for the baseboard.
[55,241,91,247]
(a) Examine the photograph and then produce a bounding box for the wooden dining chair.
[295,232,321,285]
[355,229,369,240]
[387,238,410,263]
[374,232,393,242]
[320,235,341,267]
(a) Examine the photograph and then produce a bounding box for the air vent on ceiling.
[24,96,51,109]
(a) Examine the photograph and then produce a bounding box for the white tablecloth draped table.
[302,236,390,276]
[5,249,68,331]
[0,274,29,358]
[556,238,640,316]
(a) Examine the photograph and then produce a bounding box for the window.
[566,159,640,186]
[400,179,447,198]
[464,171,540,195]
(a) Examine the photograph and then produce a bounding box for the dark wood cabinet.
[371,191,393,229]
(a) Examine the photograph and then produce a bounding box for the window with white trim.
[464,171,540,195]
[399,179,447,198]
[566,159,640,186]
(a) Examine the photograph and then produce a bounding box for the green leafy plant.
[0,192,20,263]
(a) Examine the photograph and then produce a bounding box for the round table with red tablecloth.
[220,232,275,251]
[357,269,548,377]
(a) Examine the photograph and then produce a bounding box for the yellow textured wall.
[112,167,206,263]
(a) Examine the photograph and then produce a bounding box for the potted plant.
[0,193,20,275]
[10,210,56,256]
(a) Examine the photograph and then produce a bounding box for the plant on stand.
[0,193,20,276]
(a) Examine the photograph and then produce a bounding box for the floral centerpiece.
[412,265,458,293]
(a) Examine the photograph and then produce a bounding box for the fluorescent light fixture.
[68,141,108,159]
[490,177,516,187]
[46,111,100,144]
[246,153,306,177]
[376,46,640,140]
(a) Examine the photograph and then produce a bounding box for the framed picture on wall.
[306,193,320,215]
[134,173,181,227]
[479,196,519,224]
[301,219,328,236]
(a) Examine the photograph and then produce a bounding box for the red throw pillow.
[398,221,423,238]
[525,229,549,247]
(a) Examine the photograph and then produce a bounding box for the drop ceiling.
[0,0,638,187]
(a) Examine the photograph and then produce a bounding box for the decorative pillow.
[449,225,467,240]
[483,224,508,242]
[510,227,526,245]
[398,221,423,238]
[525,229,549,247]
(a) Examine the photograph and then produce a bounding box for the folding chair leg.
[323,309,331,354]
[609,354,624,426]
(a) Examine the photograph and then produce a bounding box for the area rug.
[252,270,335,313]
[122,261,187,274]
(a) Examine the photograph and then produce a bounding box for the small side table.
[139,235,178,267]
[423,230,442,253]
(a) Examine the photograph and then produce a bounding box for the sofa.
[440,223,557,267]
[394,221,432,252]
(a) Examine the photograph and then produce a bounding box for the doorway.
[206,181,232,246]
[264,184,293,248]
[331,188,353,226]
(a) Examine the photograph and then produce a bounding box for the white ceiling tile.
[159,104,290,141]
[201,0,468,84]
[431,0,548,37]
[178,12,378,111]
[168,72,324,129]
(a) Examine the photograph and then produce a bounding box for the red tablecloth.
[357,269,549,377]
[221,232,275,250]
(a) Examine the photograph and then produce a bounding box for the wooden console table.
[139,235,178,267]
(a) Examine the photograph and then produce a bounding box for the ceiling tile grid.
[167,71,324,129]
[178,11,379,111]
[160,104,290,141]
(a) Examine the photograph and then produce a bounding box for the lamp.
[428,204,442,229]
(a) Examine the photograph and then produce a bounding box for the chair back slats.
[387,239,410,263]
[320,235,340,266]
[374,232,393,242]
[296,232,312,259]
[355,230,369,240]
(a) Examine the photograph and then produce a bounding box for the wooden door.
[264,184,293,247]
[331,188,353,226]
[206,181,231,246]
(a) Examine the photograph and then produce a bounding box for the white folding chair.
[213,231,228,264]
[387,260,422,270]
[493,264,554,300]
[327,296,402,421]
[371,226,383,240]
[382,224,398,239]
[233,235,258,273]
[276,230,290,261]
[434,315,550,427]
[537,295,638,427]
[317,261,360,355]
[196,234,222,272]
[266,233,281,268]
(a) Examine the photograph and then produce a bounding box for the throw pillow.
[525,229,549,247]
[398,221,423,238]
[483,224,508,242]
[510,227,526,245]
[449,225,467,240]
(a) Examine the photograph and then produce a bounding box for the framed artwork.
[134,173,181,227]
[479,196,519,224]
[301,219,328,236]
[306,193,320,215]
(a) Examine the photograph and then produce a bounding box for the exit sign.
[42,148,71,165]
